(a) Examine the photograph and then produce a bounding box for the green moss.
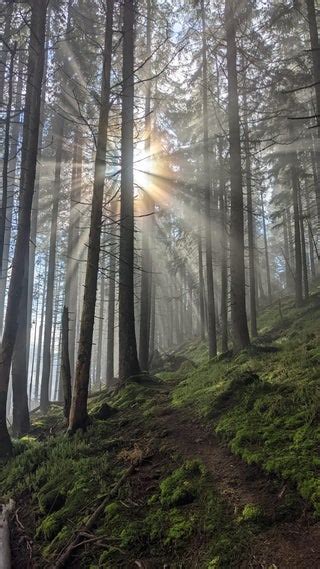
[169,292,320,516]
[104,501,120,519]
[159,460,204,507]
[38,488,66,514]
[165,510,195,544]
[119,522,142,548]
[238,504,264,523]
[37,512,63,540]
[111,382,154,409]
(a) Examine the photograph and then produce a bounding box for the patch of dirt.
[247,522,320,568]
[156,398,320,569]
[160,407,279,516]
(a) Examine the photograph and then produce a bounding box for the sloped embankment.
[3,293,320,567]
[166,292,320,519]
[0,379,261,568]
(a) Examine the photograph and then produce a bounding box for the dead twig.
[53,463,136,568]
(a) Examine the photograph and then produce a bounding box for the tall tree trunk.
[26,6,51,364]
[34,254,48,402]
[118,0,140,380]
[65,127,83,376]
[291,161,303,306]
[149,281,156,358]
[243,103,257,337]
[305,183,316,277]
[0,1,47,458]
[49,277,60,399]
[287,207,295,282]
[218,137,228,352]
[12,257,30,437]
[139,0,153,371]
[298,185,309,299]
[0,2,13,110]
[225,0,250,351]
[0,44,16,275]
[29,290,40,401]
[283,211,294,290]
[106,203,117,384]
[0,52,24,334]
[201,0,217,357]
[40,117,64,412]
[306,0,320,93]
[61,306,71,421]
[198,232,205,340]
[68,0,114,432]
[96,276,105,388]
[306,0,320,207]
[11,51,37,433]
[260,189,272,304]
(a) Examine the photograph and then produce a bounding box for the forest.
[1,0,320,566]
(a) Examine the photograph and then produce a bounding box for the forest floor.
[3,290,320,567]
[158,400,320,568]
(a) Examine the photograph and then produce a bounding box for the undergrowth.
[164,291,320,515]
[1,381,253,568]
[4,290,320,567]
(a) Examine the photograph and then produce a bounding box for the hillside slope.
[2,291,320,568]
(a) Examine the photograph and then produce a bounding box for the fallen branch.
[53,463,136,568]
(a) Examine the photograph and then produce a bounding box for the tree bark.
[149,281,156,358]
[0,1,47,458]
[0,1,13,110]
[298,184,309,299]
[261,189,272,304]
[0,44,16,275]
[118,0,140,381]
[106,203,117,384]
[0,52,24,334]
[218,137,228,352]
[225,0,250,351]
[96,276,105,389]
[40,116,64,413]
[305,182,316,277]
[61,306,71,421]
[306,0,320,135]
[26,5,51,366]
[68,0,114,432]
[12,257,30,437]
[283,211,294,290]
[198,231,205,340]
[201,0,217,357]
[65,128,83,376]
[34,254,48,402]
[291,160,303,306]
[138,0,153,371]
[243,101,257,338]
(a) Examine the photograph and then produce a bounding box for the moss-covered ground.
[165,290,320,516]
[1,381,258,568]
[3,290,320,567]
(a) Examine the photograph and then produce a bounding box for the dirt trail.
[157,396,320,569]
